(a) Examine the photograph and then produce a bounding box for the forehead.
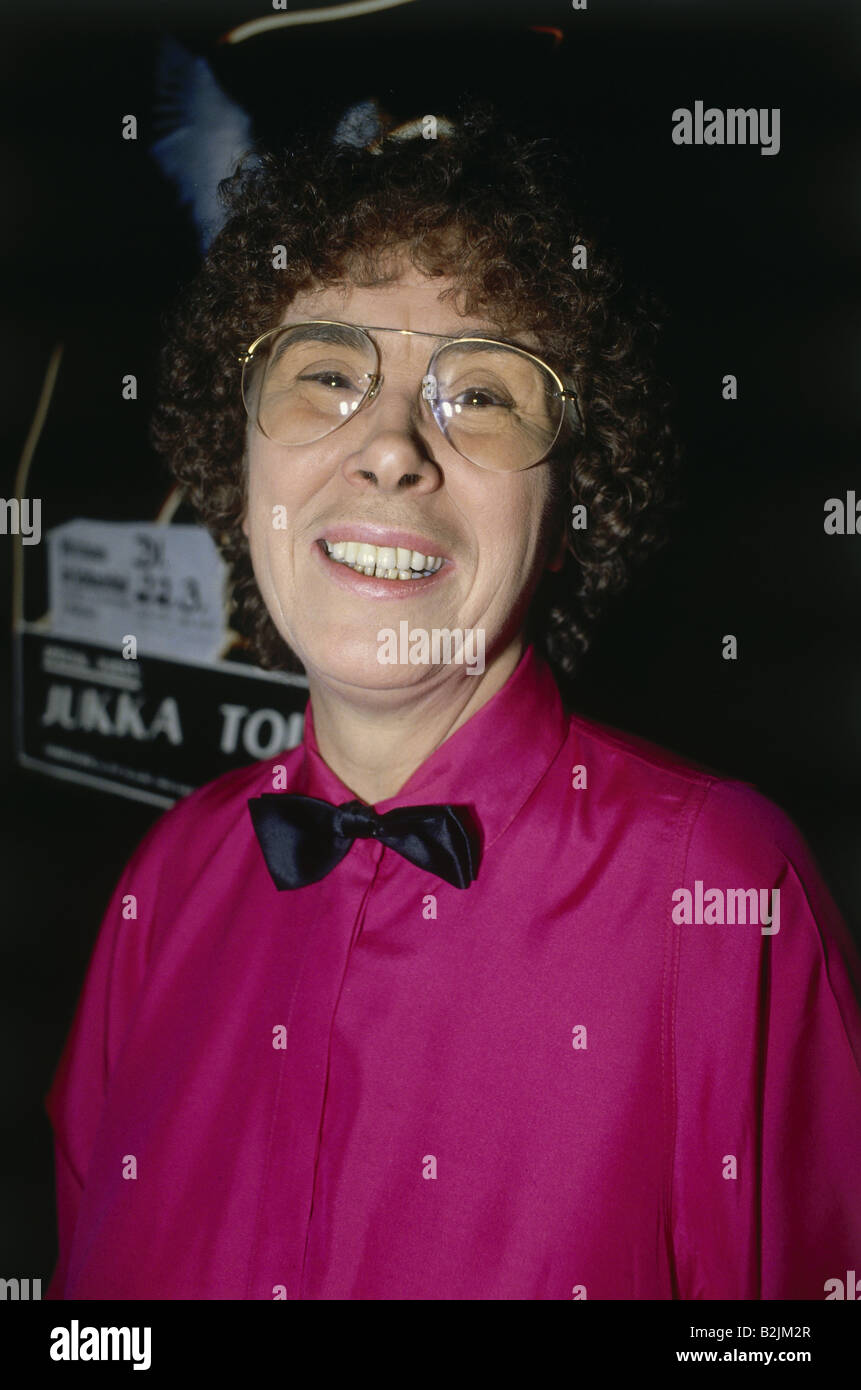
[278,267,541,351]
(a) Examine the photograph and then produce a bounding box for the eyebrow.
[275,322,370,347]
[277,319,539,351]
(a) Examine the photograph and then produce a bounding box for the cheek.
[244,449,284,544]
[491,483,558,599]
[244,489,265,551]
[530,466,565,548]
[510,475,555,555]
[243,481,282,574]
[474,493,547,598]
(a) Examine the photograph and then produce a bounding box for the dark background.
[1,0,859,1283]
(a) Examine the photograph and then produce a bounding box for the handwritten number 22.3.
[133,575,204,612]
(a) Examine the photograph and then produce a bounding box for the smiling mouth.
[319,539,445,580]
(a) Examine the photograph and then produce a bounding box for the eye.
[299,370,359,392]
[453,387,512,410]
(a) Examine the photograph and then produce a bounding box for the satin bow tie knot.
[331,802,383,839]
[248,793,479,891]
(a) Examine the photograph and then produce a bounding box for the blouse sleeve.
[43,816,169,1299]
[669,779,861,1300]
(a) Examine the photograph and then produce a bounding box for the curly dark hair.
[150,100,678,684]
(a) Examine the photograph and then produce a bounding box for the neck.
[307,636,525,804]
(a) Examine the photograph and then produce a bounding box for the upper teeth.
[323,540,444,580]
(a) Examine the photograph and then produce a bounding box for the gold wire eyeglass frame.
[238,320,584,472]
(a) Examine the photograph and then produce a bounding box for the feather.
[331,98,386,149]
[150,36,258,252]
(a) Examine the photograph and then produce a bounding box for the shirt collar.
[296,644,569,853]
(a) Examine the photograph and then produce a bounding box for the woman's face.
[241,263,564,696]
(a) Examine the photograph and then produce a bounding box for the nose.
[341,376,442,495]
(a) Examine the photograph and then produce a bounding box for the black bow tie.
[248,793,479,890]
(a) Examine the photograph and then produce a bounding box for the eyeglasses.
[238,320,583,472]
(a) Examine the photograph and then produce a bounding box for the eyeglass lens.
[242,324,567,471]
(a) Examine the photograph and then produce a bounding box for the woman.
[45,104,861,1300]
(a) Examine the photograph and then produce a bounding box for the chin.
[302,639,457,693]
[294,631,402,683]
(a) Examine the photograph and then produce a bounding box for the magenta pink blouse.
[45,646,861,1299]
